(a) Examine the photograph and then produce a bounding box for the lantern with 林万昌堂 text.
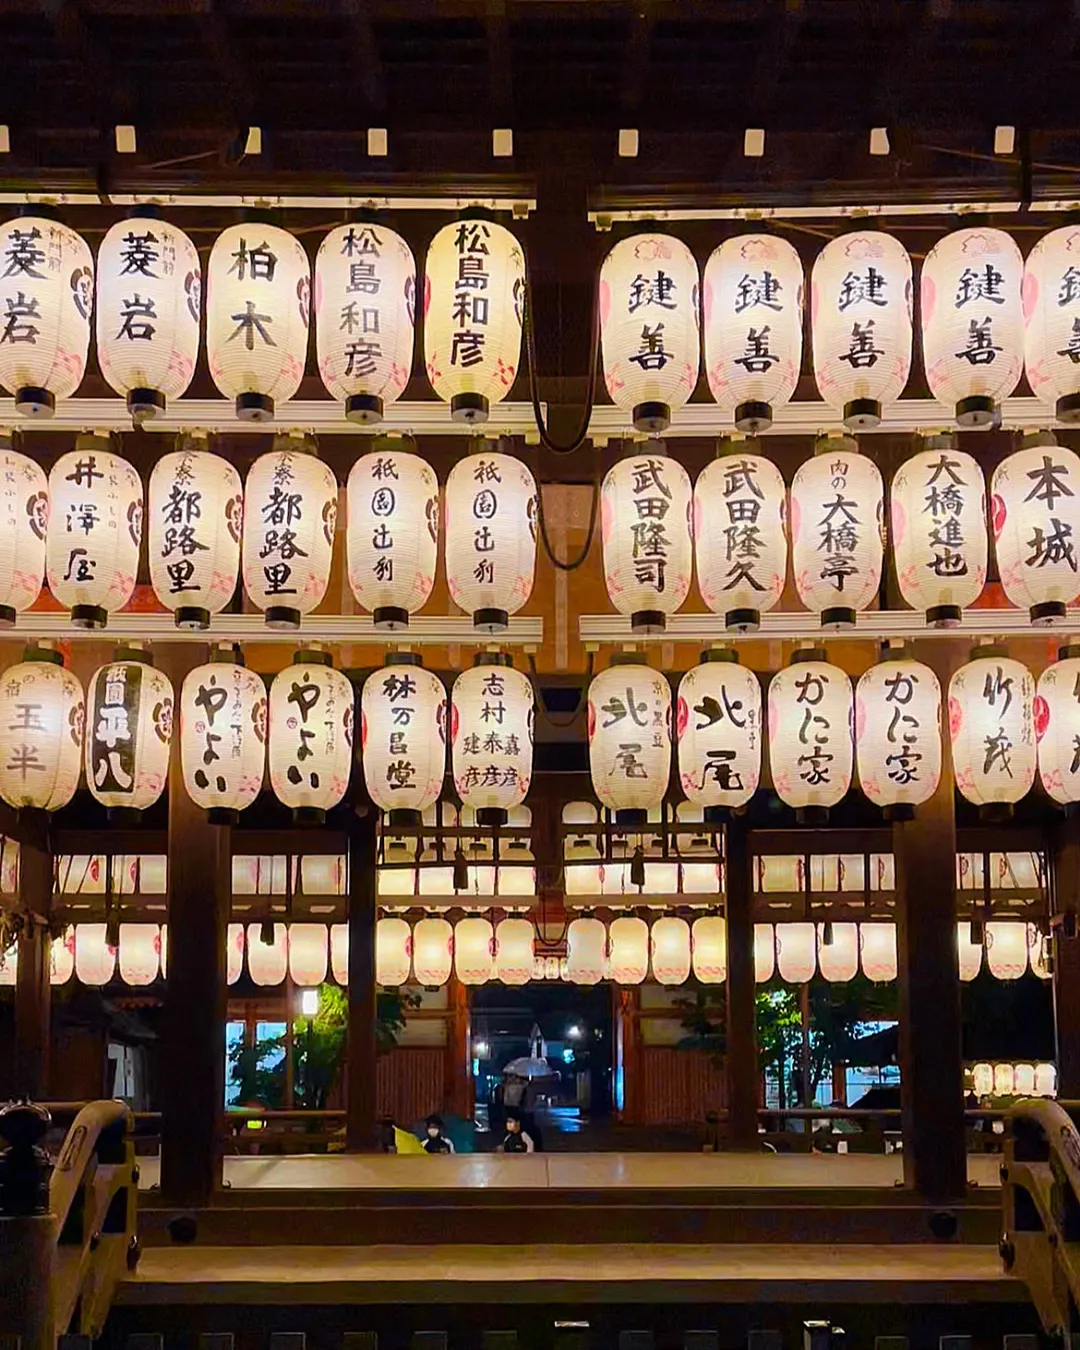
[268,649,354,824]
[855,651,942,818]
[767,648,853,824]
[587,656,671,824]
[949,647,1036,819]
[361,654,445,826]
[452,655,533,827]
[85,650,173,817]
[601,451,692,634]
[676,651,760,818]
[0,647,84,813]
[180,651,266,823]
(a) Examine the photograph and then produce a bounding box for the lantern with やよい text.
[495,917,534,987]
[601,451,693,633]
[0,438,47,626]
[412,915,453,987]
[767,649,853,823]
[180,653,266,823]
[855,652,942,817]
[692,915,727,984]
[608,915,648,985]
[362,654,445,825]
[566,916,606,986]
[651,915,691,986]
[0,647,84,813]
[452,654,533,826]
[677,651,761,818]
[376,916,412,986]
[85,651,173,816]
[949,647,1035,818]
[588,656,671,824]
[268,650,354,823]
[1035,646,1080,807]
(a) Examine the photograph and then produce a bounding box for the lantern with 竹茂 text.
[85,652,172,815]
[855,653,942,817]
[180,654,266,822]
[495,918,534,987]
[608,915,649,985]
[767,650,853,823]
[588,657,671,824]
[1035,646,1080,806]
[1023,225,1080,422]
[692,916,727,983]
[0,439,47,626]
[452,655,533,827]
[361,654,445,825]
[455,916,494,985]
[0,648,83,813]
[376,916,412,986]
[412,916,453,987]
[601,452,692,633]
[444,451,536,633]
[268,650,354,823]
[949,648,1036,817]
[860,923,898,982]
[566,916,606,985]
[651,915,691,986]
[677,652,760,818]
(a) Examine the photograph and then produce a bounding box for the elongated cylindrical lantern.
[289,923,328,987]
[413,915,453,987]
[495,917,534,986]
[75,924,116,986]
[1023,225,1080,421]
[444,450,536,632]
[791,435,884,629]
[455,916,494,985]
[694,449,786,633]
[921,226,1024,426]
[46,435,142,630]
[0,647,83,812]
[1035,645,1080,806]
[85,651,172,815]
[149,435,242,629]
[316,221,415,423]
[986,921,1028,981]
[375,916,411,986]
[242,438,337,629]
[767,649,853,823]
[248,923,287,986]
[860,922,897,982]
[949,647,1036,817]
[588,656,671,823]
[0,214,92,416]
[754,924,776,982]
[180,652,266,822]
[811,230,912,429]
[855,652,942,818]
[958,922,983,981]
[651,915,691,986]
[346,439,437,629]
[601,451,692,633]
[452,654,533,826]
[776,922,816,983]
[51,928,75,986]
[118,924,160,986]
[692,915,727,983]
[991,431,1080,625]
[890,437,987,626]
[609,915,648,985]
[677,652,761,819]
[817,923,858,982]
[330,923,349,984]
[96,213,200,420]
[268,650,354,823]
[703,233,803,432]
[424,215,524,423]
[0,438,47,626]
[361,654,445,825]
[206,222,310,421]
[600,232,700,433]
[566,916,606,985]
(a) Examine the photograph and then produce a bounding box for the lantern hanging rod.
[588,199,1035,228]
[0,192,538,215]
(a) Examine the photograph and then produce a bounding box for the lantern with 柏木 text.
[361,654,445,825]
[1035,646,1080,807]
[85,652,172,816]
[677,652,760,818]
[1023,225,1080,422]
[0,439,47,626]
[588,657,671,823]
[855,653,942,817]
[452,655,533,826]
[601,451,692,633]
[949,648,1036,818]
[566,916,607,985]
[180,654,266,822]
[412,916,453,987]
[767,649,853,823]
[268,650,353,823]
[0,649,83,812]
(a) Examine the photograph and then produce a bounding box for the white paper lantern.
[767,653,853,821]
[949,651,1036,814]
[443,451,537,632]
[75,923,115,986]
[986,921,1029,980]
[601,453,692,633]
[1028,924,1052,981]
[346,441,438,629]
[316,222,415,423]
[0,441,47,624]
[1036,1063,1057,1096]
[817,923,859,982]
[85,655,173,813]
[413,915,453,987]
[790,437,884,629]
[361,656,445,822]
[566,916,606,985]
[424,216,524,423]
[754,924,776,982]
[330,922,349,984]
[694,451,787,632]
[0,214,93,416]
[247,923,288,985]
[0,945,15,987]
[677,655,761,815]
[608,915,648,984]
[0,652,84,811]
[588,659,671,822]
[268,654,353,822]
[859,922,897,982]
[96,214,200,419]
[118,923,160,986]
[691,916,727,983]
[374,916,411,986]
[776,922,817,983]
[206,222,310,421]
[1023,225,1080,421]
[703,233,803,432]
[599,233,700,433]
[958,922,984,982]
[991,432,1080,625]
[921,227,1024,426]
[1014,1063,1037,1095]
[180,658,266,822]
[971,1062,994,1097]
[289,923,328,987]
[994,1063,1017,1095]
[494,917,534,986]
[50,928,75,986]
[452,657,533,826]
[455,916,494,985]
[855,656,942,816]
[890,441,988,625]
[651,915,691,986]
[1036,651,1080,805]
[810,230,913,429]
[46,437,142,629]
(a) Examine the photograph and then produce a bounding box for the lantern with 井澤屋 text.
[361,654,445,825]
[0,648,84,813]
[85,652,173,815]
[375,916,412,986]
[180,654,266,822]
[692,915,727,984]
[0,439,47,626]
[1024,225,1080,422]
[677,652,761,818]
[651,915,691,986]
[855,652,942,817]
[767,649,853,823]
[452,655,533,826]
[566,916,607,986]
[601,451,693,633]
[412,915,453,987]
[268,650,354,823]
[1036,646,1080,806]
[588,656,671,823]
[949,648,1036,817]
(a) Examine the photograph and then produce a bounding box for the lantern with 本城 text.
[767,650,853,823]
[588,657,671,824]
[268,650,353,823]
[180,654,266,822]
[412,916,453,987]
[692,916,727,983]
[288,923,328,987]
[361,654,445,825]
[677,652,761,819]
[860,922,898,982]
[949,648,1036,818]
[566,916,606,985]
[608,915,648,985]
[247,923,287,986]
[855,652,942,818]
[601,452,692,633]
[85,652,173,815]
[1036,647,1080,806]
[0,439,47,626]
[817,923,859,983]
[75,924,115,986]
[375,916,411,986]
[0,649,83,812]
[776,922,816,983]
[986,921,1029,980]
[1024,225,1080,421]
[958,922,984,981]
[118,924,160,986]
[452,655,533,826]
[651,916,691,986]
[455,916,494,985]
[495,918,534,986]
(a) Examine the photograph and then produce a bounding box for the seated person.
[423,1114,455,1154]
[498,1108,536,1154]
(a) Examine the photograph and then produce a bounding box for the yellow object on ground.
[393,1126,427,1155]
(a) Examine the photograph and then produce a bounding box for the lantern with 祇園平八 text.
[767,648,853,824]
[855,650,942,818]
[677,651,761,820]
[180,651,266,823]
[601,451,692,634]
[452,654,533,827]
[85,650,172,817]
[949,647,1036,819]
[0,647,83,813]
[588,656,671,824]
[268,649,354,824]
[361,654,445,826]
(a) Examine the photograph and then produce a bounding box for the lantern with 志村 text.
[85,651,172,816]
[609,915,649,985]
[316,222,415,423]
[588,656,671,824]
[860,923,898,983]
[0,439,47,626]
[268,650,354,823]
[452,655,533,827]
[1035,645,1080,806]
[495,918,534,986]
[412,915,453,987]
[1023,225,1080,422]
[692,915,727,983]
[0,648,83,812]
[601,451,692,633]
[855,652,942,817]
[376,916,412,986]
[949,647,1036,817]
[651,916,691,986]
[180,653,266,823]
[455,916,494,985]
[677,652,761,818]
[361,654,445,825]
[767,649,853,823]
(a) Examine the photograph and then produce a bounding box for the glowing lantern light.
[455,916,494,985]
[754,924,776,982]
[810,229,913,430]
[51,928,75,986]
[424,215,524,423]
[412,916,453,987]
[1028,924,1051,981]
[0,438,46,626]
[1036,1063,1057,1096]
[677,653,761,818]
[971,1063,994,1097]
[1014,1063,1037,1095]
[316,221,415,423]
[776,922,816,983]
[118,923,160,986]
[206,222,310,422]
[227,923,244,985]
[949,648,1035,817]
[1035,647,1080,806]
[288,923,328,987]
[601,452,692,633]
[376,916,412,986]
[85,652,173,815]
[817,923,859,982]
[860,923,897,982]
[361,655,445,824]
[269,651,354,823]
[444,450,536,632]
[0,945,14,987]
[958,922,984,981]
[651,915,691,986]
[75,923,116,986]
[994,1063,1016,1096]
[1024,225,1080,421]
[180,655,266,822]
[0,649,83,812]
[96,213,200,419]
[986,921,1029,980]
[692,916,727,983]
[588,657,671,823]
[495,917,534,986]
[566,916,606,985]
[330,923,348,983]
[855,653,942,817]
[247,923,287,986]
[452,655,533,826]
[609,915,648,984]
[767,650,853,822]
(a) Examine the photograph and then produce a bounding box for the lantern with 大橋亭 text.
[268,650,354,823]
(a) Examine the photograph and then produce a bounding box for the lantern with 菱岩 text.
[566,916,607,985]
[118,924,160,987]
[288,923,328,987]
[96,213,200,420]
[891,438,987,626]
[85,652,172,815]
[677,652,761,818]
[855,652,942,817]
[75,924,116,986]
[205,222,310,421]
[247,923,287,986]
[46,436,142,630]
[588,656,671,823]
[316,222,415,423]
[0,439,47,626]
[0,214,93,417]
[817,923,859,983]
[1035,646,1080,806]
[790,436,884,629]
[767,649,853,823]
[692,915,727,983]
[811,230,912,429]
[444,451,536,632]
[651,915,691,986]
[375,916,411,986]
[180,653,266,822]
[495,918,534,986]
[949,647,1036,817]
[268,650,354,823]
[0,648,83,812]
[991,431,1080,625]
[860,922,898,982]
[1023,225,1080,421]
[601,451,692,633]
[608,915,648,985]
[452,655,533,826]
[921,227,1024,426]
[704,233,803,432]
[412,915,453,987]
[424,215,524,423]
[361,654,445,825]
[346,440,438,630]
[454,916,494,985]
[776,922,817,983]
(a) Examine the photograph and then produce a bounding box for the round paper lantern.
[601,452,692,633]
[452,655,533,826]
[205,222,310,421]
[0,439,47,625]
[268,651,353,823]
[1029,924,1051,981]
[691,915,727,983]
[247,923,287,986]
[991,431,1080,625]
[1023,225,1080,421]
[608,915,648,985]
[180,656,266,822]
[588,657,671,823]
[1036,648,1080,806]
[444,451,537,632]
[790,436,884,629]
[817,923,859,983]
[754,924,776,982]
[949,649,1036,816]
[859,922,897,982]
[921,227,1023,426]
[375,916,411,986]
[986,921,1028,980]
[96,213,200,419]
[0,945,15,987]
[494,917,534,986]
[346,440,437,629]
[776,922,816,983]
[289,923,328,987]
[566,916,606,985]
[424,215,524,423]
[1036,1063,1057,1096]
[694,450,786,632]
[677,653,761,817]
[85,653,173,814]
[703,233,803,432]
[148,438,242,630]
[1014,1063,1037,1095]
[767,650,853,822]
[316,221,415,423]
[0,214,93,416]
[330,922,349,984]
[46,436,142,629]
[651,915,691,986]
[995,1063,1017,1095]
[361,654,445,823]
[0,649,83,812]
[958,922,984,982]
[971,1062,994,1097]
[118,923,160,986]
[890,439,987,626]
[413,915,453,987]
[454,916,494,985]
[51,928,75,986]
[75,923,115,986]
[855,654,942,817]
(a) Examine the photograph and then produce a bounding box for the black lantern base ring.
[236,392,275,422]
[14,386,54,417]
[843,398,881,430]
[955,394,996,428]
[927,604,962,628]
[476,807,508,827]
[71,604,108,631]
[979,802,1014,823]
[631,609,666,635]
[884,803,915,822]
[374,606,410,631]
[1058,393,1080,423]
[388,808,422,828]
[107,806,143,826]
[265,606,301,630]
[127,388,166,420]
[726,607,760,633]
[821,606,856,630]
[175,606,211,631]
[796,805,829,826]
[703,804,731,825]
[207,807,239,826]
[474,608,509,633]
[1032,600,1068,626]
[0,605,15,629]
[614,808,647,827]
[293,806,326,827]
[735,400,772,433]
[632,401,671,434]
[451,392,489,424]
[346,393,384,424]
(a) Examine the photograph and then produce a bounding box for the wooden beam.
[724,814,758,1149]
[14,827,54,1099]
[486,0,513,124]
[346,810,379,1150]
[1052,815,1080,1098]
[338,0,388,116]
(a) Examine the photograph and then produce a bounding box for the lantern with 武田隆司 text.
[601,450,692,634]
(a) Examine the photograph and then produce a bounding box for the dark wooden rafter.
[189,0,256,131]
[38,0,136,124]
[486,0,514,126]
[619,0,655,117]
[338,0,388,117]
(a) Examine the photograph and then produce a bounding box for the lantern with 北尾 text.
[1035,645,1080,807]
[452,654,533,826]
[361,654,445,825]
[180,652,266,823]
[601,451,692,633]
[588,656,671,824]
[677,651,760,818]
[855,651,942,818]
[268,649,354,823]
[767,649,853,823]
[85,650,172,816]
[949,647,1036,818]
[0,647,84,813]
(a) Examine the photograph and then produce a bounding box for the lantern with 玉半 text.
[588,657,671,823]
[949,648,1036,817]
[692,916,727,984]
[855,653,942,817]
[268,651,353,823]
[0,648,83,812]
[677,652,761,818]
[0,439,47,626]
[601,452,692,633]
[1023,225,1080,422]
[85,653,172,815]
[412,916,453,987]
[452,655,533,826]
[566,916,606,986]
[1036,647,1080,806]
[767,650,852,823]
[362,654,445,824]
[180,654,266,823]
[651,915,691,986]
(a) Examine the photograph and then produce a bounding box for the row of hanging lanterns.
[970,1062,1058,1098]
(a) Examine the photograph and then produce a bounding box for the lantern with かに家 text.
[855,651,942,818]
[0,647,84,813]
[85,650,173,816]
[767,648,853,823]
[268,649,354,823]
[180,651,266,823]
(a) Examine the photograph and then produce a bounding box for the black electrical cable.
[534,470,600,572]
[522,262,602,456]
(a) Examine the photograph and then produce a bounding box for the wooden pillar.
[1051,815,1080,1099]
[346,810,379,1151]
[614,985,641,1123]
[444,976,472,1117]
[14,821,52,1099]
[725,815,758,1149]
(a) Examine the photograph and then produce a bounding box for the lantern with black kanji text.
[601,451,692,633]
[361,653,445,825]
[0,436,47,626]
[677,651,761,818]
[855,650,942,817]
[85,649,173,816]
[1035,645,1080,807]
[180,650,267,822]
[587,655,671,823]
[767,648,853,823]
[0,647,83,813]
[268,649,354,823]
[452,654,533,826]
[949,646,1036,818]
[1024,225,1080,422]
